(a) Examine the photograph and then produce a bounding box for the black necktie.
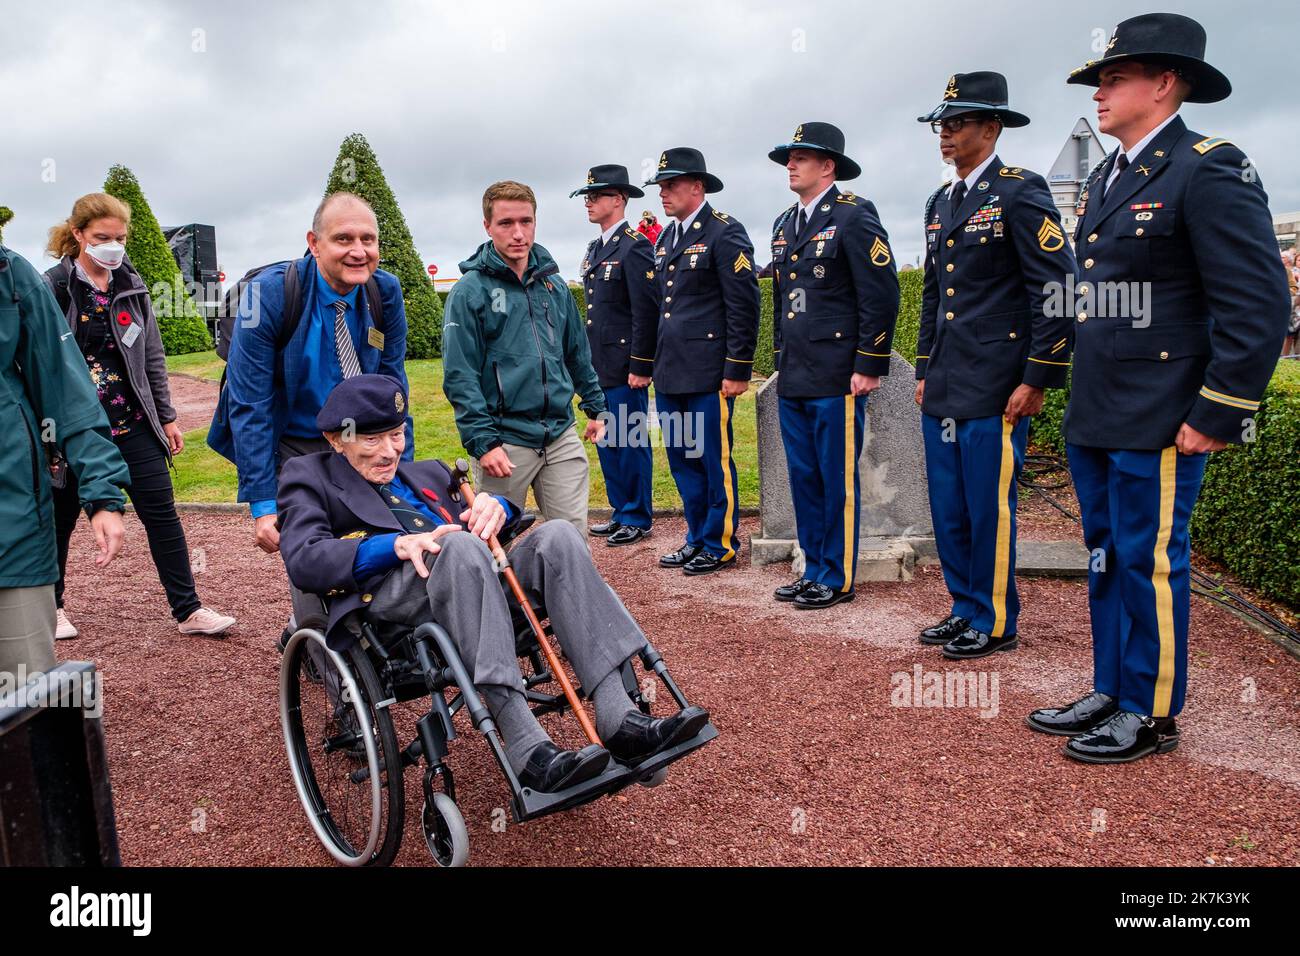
[668,221,683,254]
[375,483,437,533]
[1104,153,1129,199]
[795,207,808,242]
[950,180,967,210]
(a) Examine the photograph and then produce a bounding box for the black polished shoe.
[793,583,855,610]
[1026,691,1119,736]
[1064,711,1180,764]
[774,577,813,602]
[941,627,1019,659]
[589,520,622,537]
[659,543,702,568]
[607,525,650,547]
[682,551,735,576]
[517,742,610,792]
[604,706,710,764]
[919,614,969,646]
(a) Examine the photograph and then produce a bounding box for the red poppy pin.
[117,312,131,325]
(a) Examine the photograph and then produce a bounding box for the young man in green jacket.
[442,181,607,536]
[0,246,128,676]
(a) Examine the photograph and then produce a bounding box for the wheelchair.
[277,516,717,867]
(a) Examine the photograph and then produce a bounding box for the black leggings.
[54,427,201,622]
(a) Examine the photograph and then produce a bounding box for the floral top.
[72,263,142,438]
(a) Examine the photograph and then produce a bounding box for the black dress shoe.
[941,627,1019,659]
[1026,691,1118,736]
[590,520,622,537]
[517,742,610,792]
[607,525,650,547]
[919,614,969,646]
[793,583,855,610]
[604,706,710,764]
[682,551,735,576]
[659,544,702,568]
[1064,711,1180,764]
[774,577,813,602]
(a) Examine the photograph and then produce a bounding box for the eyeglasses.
[931,115,1000,134]
[583,191,621,204]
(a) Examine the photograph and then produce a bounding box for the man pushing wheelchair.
[276,374,711,795]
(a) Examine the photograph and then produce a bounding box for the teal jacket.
[0,246,128,588]
[442,241,605,458]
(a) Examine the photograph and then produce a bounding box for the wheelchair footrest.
[620,720,718,784]
[513,761,637,822]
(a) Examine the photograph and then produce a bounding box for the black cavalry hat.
[644,147,724,193]
[768,122,861,181]
[1066,12,1231,103]
[316,374,408,435]
[917,71,1030,128]
[569,164,645,199]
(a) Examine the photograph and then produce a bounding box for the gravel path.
[166,374,221,434]
[55,509,1300,867]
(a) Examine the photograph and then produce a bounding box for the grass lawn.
[167,352,760,510]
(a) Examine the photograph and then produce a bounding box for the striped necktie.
[334,299,362,379]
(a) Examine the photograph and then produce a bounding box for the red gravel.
[54,507,1299,867]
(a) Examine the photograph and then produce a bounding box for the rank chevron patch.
[869,236,892,267]
[733,251,753,273]
[1037,217,1065,252]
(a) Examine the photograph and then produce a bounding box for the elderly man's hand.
[254,514,280,553]
[459,493,508,541]
[394,525,464,578]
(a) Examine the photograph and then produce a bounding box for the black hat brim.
[569,182,645,199]
[1066,53,1231,104]
[917,102,1030,128]
[767,143,861,181]
[643,169,724,193]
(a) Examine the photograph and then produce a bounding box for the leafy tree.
[104,164,211,354]
[322,134,442,358]
[0,206,13,244]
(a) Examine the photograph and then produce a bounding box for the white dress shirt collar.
[1107,112,1179,189]
[948,153,997,199]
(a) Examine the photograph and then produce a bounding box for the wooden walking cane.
[450,459,601,746]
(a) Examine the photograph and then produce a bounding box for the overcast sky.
[3,0,1295,287]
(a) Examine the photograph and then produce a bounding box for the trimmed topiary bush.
[104,165,212,355]
[323,134,443,359]
[0,206,12,244]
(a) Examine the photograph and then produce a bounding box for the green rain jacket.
[442,241,605,459]
[0,246,127,588]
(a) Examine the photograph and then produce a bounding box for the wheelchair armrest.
[498,512,536,550]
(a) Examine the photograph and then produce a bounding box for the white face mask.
[86,241,126,270]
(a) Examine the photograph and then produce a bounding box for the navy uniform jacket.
[770,185,901,397]
[917,156,1077,420]
[580,221,658,388]
[277,451,520,647]
[651,202,761,394]
[1064,116,1290,449]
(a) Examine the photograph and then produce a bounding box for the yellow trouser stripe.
[1152,446,1177,717]
[990,418,1015,637]
[842,396,856,588]
[718,393,737,561]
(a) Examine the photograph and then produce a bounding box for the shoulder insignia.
[1193,136,1233,154]
[836,192,860,204]
[869,237,892,267]
[733,251,753,273]
[712,209,731,223]
[624,227,642,240]
[999,167,1025,180]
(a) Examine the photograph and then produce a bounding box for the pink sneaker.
[179,607,237,636]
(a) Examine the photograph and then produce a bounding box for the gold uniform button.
[979,236,988,244]
[1008,332,1017,340]
[706,333,714,339]
[791,253,799,261]
[587,303,593,310]
[1077,312,1087,323]
[667,280,673,287]
[586,319,592,326]
[834,332,842,339]
[1088,233,1098,243]
[946,288,955,296]
[789,272,797,280]
[1135,227,1145,236]
[668,264,675,271]
[945,264,954,273]
[788,292,796,300]
[665,296,672,302]
[945,311,954,320]
[787,311,795,319]
[946,239,954,248]
[362,594,373,603]
[588,288,594,294]
[1084,258,1094,268]
[663,312,671,318]
[1159,351,1169,360]
[620,338,626,345]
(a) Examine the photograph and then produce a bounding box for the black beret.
[316,374,408,434]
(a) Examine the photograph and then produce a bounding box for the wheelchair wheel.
[422,792,469,867]
[280,626,404,866]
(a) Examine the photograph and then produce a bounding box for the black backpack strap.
[363,275,384,332]
[276,257,305,349]
[41,259,73,316]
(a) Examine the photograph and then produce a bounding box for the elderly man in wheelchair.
[275,374,712,864]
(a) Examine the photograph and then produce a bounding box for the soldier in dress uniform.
[570,165,658,546]
[914,72,1077,659]
[767,122,899,610]
[1027,13,1291,762]
[643,147,760,575]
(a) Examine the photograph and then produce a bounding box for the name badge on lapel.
[121,323,141,348]
[367,326,385,350]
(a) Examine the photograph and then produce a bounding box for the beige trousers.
[0,585,57,676]
[473,427,590,537]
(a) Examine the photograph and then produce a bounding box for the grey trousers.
[0,585,56,676]
[369,520,646,693]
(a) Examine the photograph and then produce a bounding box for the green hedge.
[0,206,12,244]
[104,165,212,355]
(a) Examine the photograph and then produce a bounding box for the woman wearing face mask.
[44,192,236,638]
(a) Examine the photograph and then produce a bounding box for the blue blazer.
[207,257,413,504]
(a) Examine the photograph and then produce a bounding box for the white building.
[1048,117,1109,240]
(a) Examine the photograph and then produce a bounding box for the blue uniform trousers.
[921,413,1028,637]
[1067,443,1206,718]
[778,394,867,591]
[595,384,653,529]
[656,390,741,560]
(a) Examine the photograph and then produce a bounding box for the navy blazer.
[277,452,519,647]
[580,221,659,388]
[917,156,1077,420]
[650,202,761,394]
[770,184,900,397]
[1064,116,1290,449]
